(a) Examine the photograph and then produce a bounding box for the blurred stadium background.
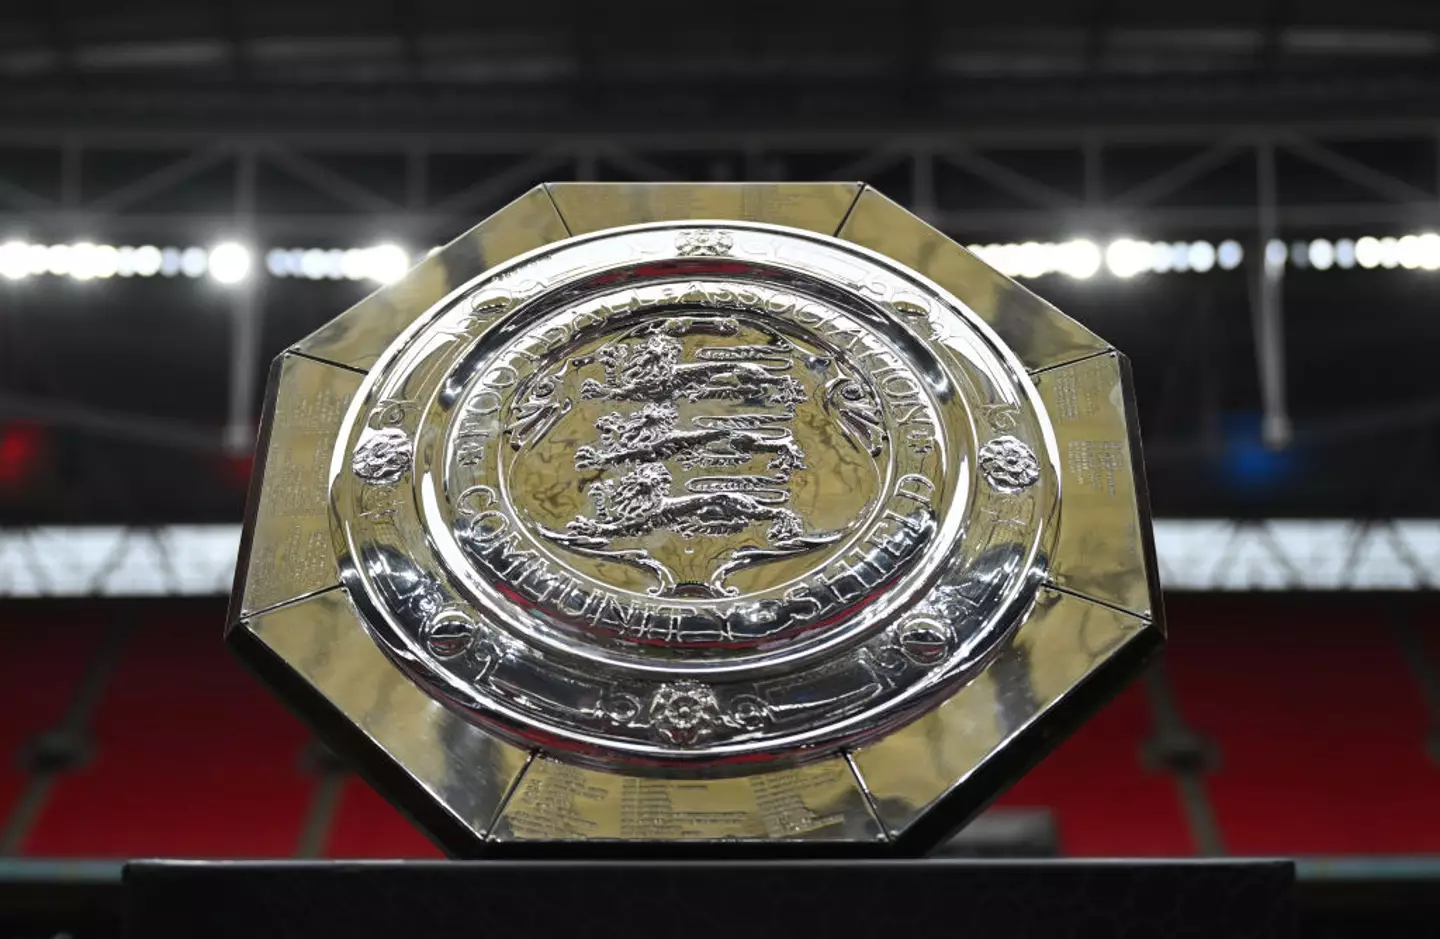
[1,0,1440,934]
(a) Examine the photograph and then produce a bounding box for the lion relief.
[563,462,805,546]
[580,335,805,409]
[574,402,806,477]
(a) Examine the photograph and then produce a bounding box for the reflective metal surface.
[837,188,1111,373]
[547,182,863,237]
[850,587,1152,846]
[1035,352,1158,618]
[331,221,1060,766]
[493,755,883,843]
[294,186,570,371]
[227,182,1162,854]
[246,587,531,843]
[233,355,361,617]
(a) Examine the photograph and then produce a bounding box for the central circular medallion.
[447,295,938,656]
[333,222,1059,766]
[504,313,883,604]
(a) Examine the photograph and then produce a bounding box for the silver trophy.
[227,183,1162,854]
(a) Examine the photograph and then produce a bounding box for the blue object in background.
[1222,412,1295,489]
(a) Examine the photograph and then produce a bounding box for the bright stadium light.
[300,248,328,280]
[265,248,294,278]
[45,244,73,277]
[1264,239,1287,273]
[1378,236,1400,268]
[340,248,368,280]
[70,243,99,280]
[1015,241,1049,279]
[24,243,48,277]
[990,243,1021,277]
[1417,233,1440,270]
[1397,234,1423,270]
[367,243,411,284]
[1188,241,1216,273]
[0,241,29,280]
[88,244,119,279]
[25,233,1440,283]
[1354,236,1381,269]
[1149,241,1174,273]
[133,245,162,277]
[1057,239,1101,279]
[208,242,251,284]
[1105,239,1149,278]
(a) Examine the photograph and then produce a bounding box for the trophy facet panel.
[492,755,884,843]
[1035,352,1160,619]
[233,353,361,618]
[546,182,864,236]
[849,587,1157,848]
[837,188,1111,373]
[229,182,1163,855]
[293,186,570,371]
[238,587,532,847]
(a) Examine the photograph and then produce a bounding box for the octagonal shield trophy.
[226,183,1163,856]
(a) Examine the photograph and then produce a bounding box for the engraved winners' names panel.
[492,756,881,842]
[241,355,362,615]
[1035,353,1153,618]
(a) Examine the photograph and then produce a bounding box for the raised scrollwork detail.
[870,617,956,676]
[675,229,734,257]
[824,374,886,457]
[727,694,772,732]
[422,611,475,659]
[596,692,643,727]
[978,435,1040,491]
[895,618,953,666]
[352,427,413,486]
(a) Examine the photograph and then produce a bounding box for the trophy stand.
[124,858,1296,938]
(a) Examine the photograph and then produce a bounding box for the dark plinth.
[124,859,1295,939]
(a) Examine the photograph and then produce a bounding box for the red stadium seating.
[0,595,1436,858]
[997,683,1193,856]
[1166,597,1440,855]
[325,777,443,859]
[23,610,314,857]
[0,614,107,834]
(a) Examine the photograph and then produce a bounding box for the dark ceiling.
[6,2,1440,129]
[3,4,1440,524]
